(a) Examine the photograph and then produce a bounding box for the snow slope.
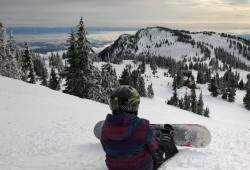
[1,60,250,170]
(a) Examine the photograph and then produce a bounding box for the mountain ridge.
[98,26,250,68]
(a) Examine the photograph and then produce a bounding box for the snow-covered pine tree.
[190,88,198,114]
[167,77,179,106]
[48,68,60,91]
[21,42,36,83]
[204,107,210,117]
[178,97,184,109]
[197,91,204,115]
[0,21,5,77]
[140,57,146,74]
[6,30,16,55]
[63,17,104,102]
[176,70,184,88]
[208,77,219,97]
[63,31,77,93]
[138,75,146,97]
[150,59,157,75]
[228,86,236,102]
[101,63,119,103]
[0,29,21,79]
[119,68,131,85]
[243,75,250,110]
[131,70,139,89]
[183,89,191,111]
[40,70,48,87]
[49,52,64,74]
[238,79,245,90]
[147,83,154,99]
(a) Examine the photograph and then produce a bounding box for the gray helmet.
[109,85,140,114]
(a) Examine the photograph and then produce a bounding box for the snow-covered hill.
[1,60,250,170]
[99,27,250,67]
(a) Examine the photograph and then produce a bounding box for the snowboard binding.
[160,124,175,143]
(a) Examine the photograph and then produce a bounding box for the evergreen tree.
[190,88,197,113]
[22,42,36,83]
[243,75,250,110]
[101,63,119,103]
[119,68,131,85]
[197,91,204,115]
[33,54,48,80]
[183,89,191,111]
[40,70,48,87]
[150,59,157,75]
[48,68,60,90]
[228,87,236,102]
[208,77,219,97]
[138,76,146,97]
[141,57,146,73]
[178,97,184,109]
[204,107,210,117]
[131,70,139,89]
[238,79,245,90]
[50,52,64,74]
[167,77,179,106]
[147,83,154,99]
[0,24,21,79]
[63,17,104,102]
[0,21,5,70]
[176,70,184,88]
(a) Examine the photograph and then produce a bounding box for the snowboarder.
[101,85,178,170]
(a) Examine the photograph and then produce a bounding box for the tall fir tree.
[228,87,236,102]
[190,88,198,114]
[40,70,48,87]
[238,79,245,90]
[0,22,21,79]
[176,70,184,88]
[243,75,250,110]
[204,107,210,117]
[63,17,104,102]
[147,83,154,99]
[48,68,60,91]
[167,76,179,106]
[208,77,219,97]
[197,91,204,115]
[119,68,131,85]
[150,59,157,75]
[131,70,139,89]
[22,42,36,84]
[0,21,4,67]
[183,89,191,111]
[138,76,146,97]
[101,63,119,103]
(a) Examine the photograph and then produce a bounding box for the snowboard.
[94,121,211,148]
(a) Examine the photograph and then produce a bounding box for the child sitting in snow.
[101,85,178,170]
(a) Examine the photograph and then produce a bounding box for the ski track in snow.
[1,58,250,169]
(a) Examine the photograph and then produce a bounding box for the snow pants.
[152,140,178,170]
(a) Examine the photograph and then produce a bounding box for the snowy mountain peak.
[99,26,250,68]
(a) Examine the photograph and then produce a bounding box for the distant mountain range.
[6,27,250,54]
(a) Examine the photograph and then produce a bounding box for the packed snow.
[0,60,250,170]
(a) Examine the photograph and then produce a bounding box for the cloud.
[221,0,250,5]
[0,0,250,28]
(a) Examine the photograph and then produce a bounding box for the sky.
[0,0,250,33]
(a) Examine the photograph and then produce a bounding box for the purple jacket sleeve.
[146,125,159,152]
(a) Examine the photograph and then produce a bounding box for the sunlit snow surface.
[1,59,250,169]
